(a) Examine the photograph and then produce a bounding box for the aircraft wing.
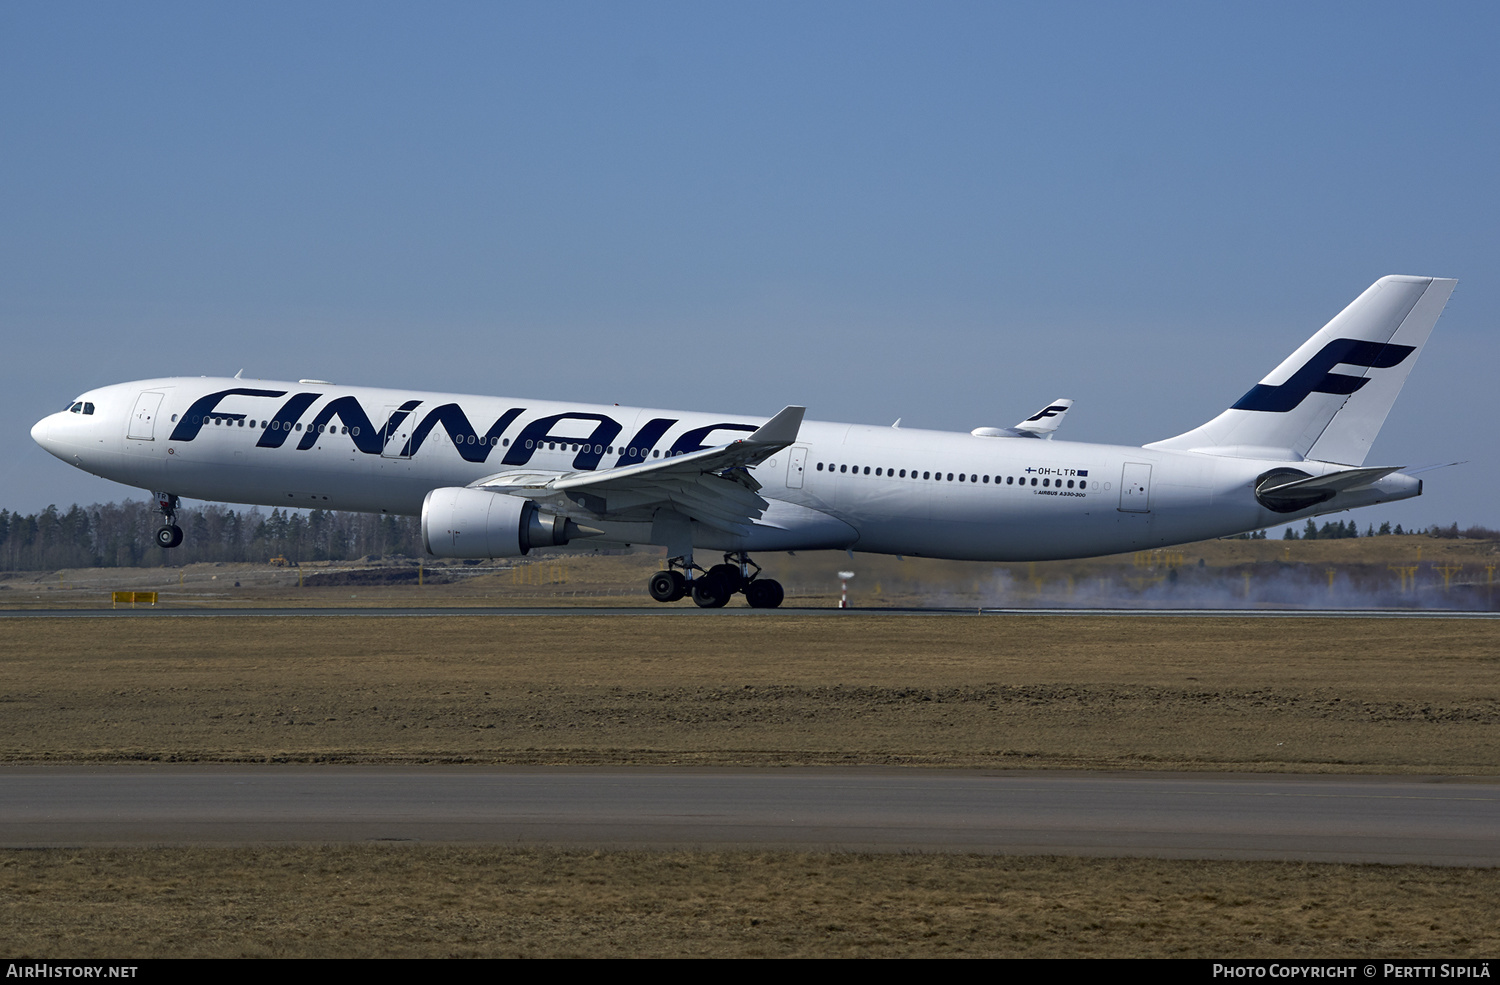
[469,405,806,535]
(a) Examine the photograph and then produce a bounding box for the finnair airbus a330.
[32,275,1454,607]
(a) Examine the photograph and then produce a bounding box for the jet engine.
[421,487,589,558]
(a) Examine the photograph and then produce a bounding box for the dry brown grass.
[1,615,1496,771]
[5,846,1497,958]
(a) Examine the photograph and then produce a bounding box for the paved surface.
[4,767,1497,865]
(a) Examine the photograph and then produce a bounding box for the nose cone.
[32,414,64,460]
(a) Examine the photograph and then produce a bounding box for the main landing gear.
[153,492,183,549]
[647,551,785,609]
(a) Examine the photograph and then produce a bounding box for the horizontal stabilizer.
[1255,465,1404,513]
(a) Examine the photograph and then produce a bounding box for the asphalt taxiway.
[4,767,1497,866]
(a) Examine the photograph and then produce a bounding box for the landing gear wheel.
[706,563,744,594]
[691,575,731,608]
[745,578,784,609]
[648,569,686,602]
[155,524,183,549]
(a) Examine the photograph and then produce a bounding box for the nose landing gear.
[646,551,784,608]
[154,492,183,549]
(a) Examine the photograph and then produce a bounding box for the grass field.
[2,614,1496,771]
[7,848,1498,958]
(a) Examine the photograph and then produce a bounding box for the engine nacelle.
[421,487,577,558]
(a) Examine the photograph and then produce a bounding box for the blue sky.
[3,1,1495,531]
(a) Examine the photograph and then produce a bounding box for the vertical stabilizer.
[1145,275,1455,464]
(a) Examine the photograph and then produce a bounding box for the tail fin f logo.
[1231,338,1416,413]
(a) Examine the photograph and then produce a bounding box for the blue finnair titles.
[32,275,1456,607]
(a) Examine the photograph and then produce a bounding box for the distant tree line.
[1279,519,1500,541]
[0,501,422,571]
[2,500,1496,571]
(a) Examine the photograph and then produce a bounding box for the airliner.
[31,275,1455,607]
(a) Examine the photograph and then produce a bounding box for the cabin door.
[127,391,164,440]
[380,405,413,459]
[786,446,808,489]
[1118,462,1152,512]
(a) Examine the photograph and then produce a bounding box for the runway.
[2,606,1496,618]
[5,767,1497,866]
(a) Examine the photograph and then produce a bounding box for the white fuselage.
[31,377,1419,561]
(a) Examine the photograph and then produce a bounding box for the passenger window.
[923,471,930,479]
[1079,480,1086,489]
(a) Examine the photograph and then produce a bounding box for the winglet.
[747,405,805,446]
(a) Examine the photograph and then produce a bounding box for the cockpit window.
[83,403,95,415]
[69,402,83,413]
